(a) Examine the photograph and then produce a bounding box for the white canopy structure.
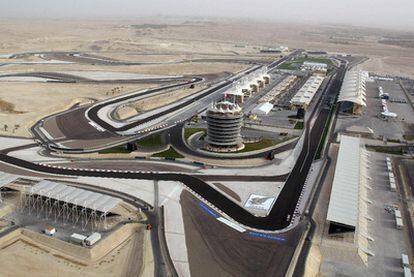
[290,75,324,110]
[326,135,361,229]
[29,180,121,214]
[337,70,367,115]
[0,171,19,188]
[22,180,122,230]
[0,171,19,202]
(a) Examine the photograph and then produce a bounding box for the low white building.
[85,232,101,246]
[290,75,324,110]
[302,61,328,73]
[251,102,273,115]
[71,233,87,244]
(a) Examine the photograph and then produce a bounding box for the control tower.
[204,101,244,152]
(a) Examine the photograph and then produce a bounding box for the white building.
[290,75,325,110]
[251,102,273,115]
[71,233,87,244]
[302,61,328,72]
[337,70,367,115]
[85,232,101,246]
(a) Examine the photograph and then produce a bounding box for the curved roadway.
[0,63,345,231]
[169,124,298,160]
[85,51,301,134]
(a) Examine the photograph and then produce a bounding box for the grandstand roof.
[290,75,324,106]
[30,180,122,214]
[326,135,361,228]
[337,70,367,107]
[0,171,19,188]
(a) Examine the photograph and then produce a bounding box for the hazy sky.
[1,0,413,30]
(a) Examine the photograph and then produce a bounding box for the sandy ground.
[114,84,208,120]
[0,228,147,277]
[0,18,412,76]
[0,82,155,137]
[1,18,411,138]
[0,192,151,277]
[0,62,247,76]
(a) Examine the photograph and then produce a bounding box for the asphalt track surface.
[9,52,268,66]
[0,65,345,231]
[86,69,257,133]
[33,76,204,150]
[86,51,300,134]
[0,71,192,84]
[10,52,145,65]
[32,51,300,153]
[169,124,297,160]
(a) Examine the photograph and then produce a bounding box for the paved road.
[86,73,250,133]
[0,71,193,84]
[85,51,301,133]
[32,76,204,151]
[31,51,301,153]
[169,124,297,160]
[0,64,345,231]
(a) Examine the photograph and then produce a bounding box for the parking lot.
[335,79,414,141]
[365,152,411,276]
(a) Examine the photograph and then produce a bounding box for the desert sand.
[0,18,413,138]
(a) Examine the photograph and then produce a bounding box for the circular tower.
[204,101,244,152]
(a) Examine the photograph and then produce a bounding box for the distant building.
[260,46,288,53]
[301,61,328,75]
[258,75,297,103]
[337,70,367,115]
[205,101,244,152]
[290,75,325,110]
[260,49,281,54]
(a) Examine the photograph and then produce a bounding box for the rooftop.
[29,180,122,214]
[326,135,361,228]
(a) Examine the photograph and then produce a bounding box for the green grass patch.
[136,133,162,147]
[386,138,402,143]
[184,127,205,140]
[294,121,304,129]
[239,139,278,153]
[366,146,404,155]
[278,56,333,70]
[215,136,295,154]
[99,145,131,154]
[278,62,298,70]
[152,147,184,159]
[293,56,333,66]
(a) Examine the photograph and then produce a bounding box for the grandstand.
[337,70,367,115]
[21,180,122,231]
[290,75,324,110]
